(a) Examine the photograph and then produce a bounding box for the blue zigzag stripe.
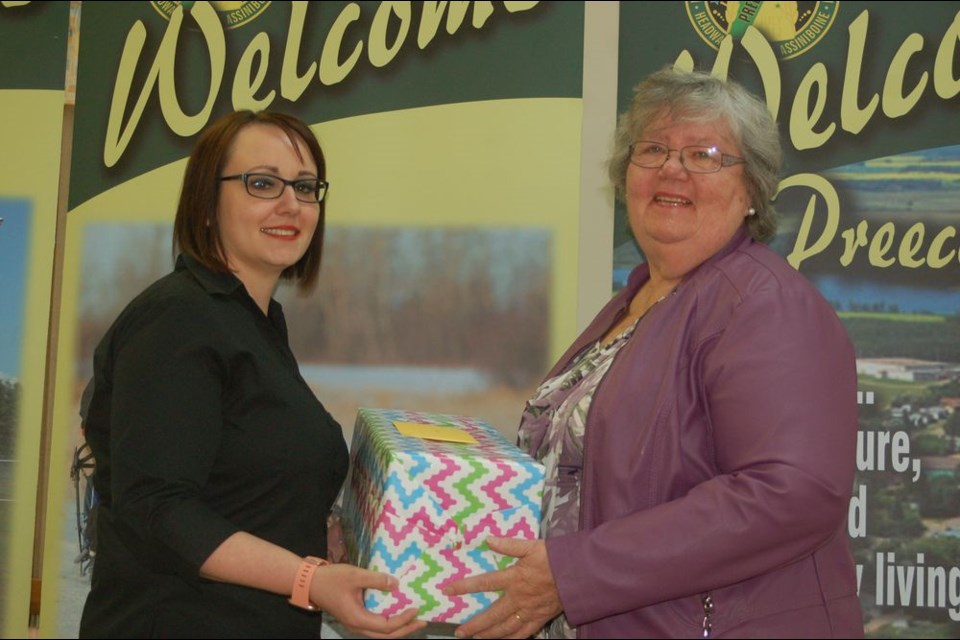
[462,551,496,609]
[370,539,423,573]
[509,464,543,516]
[385,470,424,509]
[406,451,430,479]
[467,591,493,610]
[467,548,498,573]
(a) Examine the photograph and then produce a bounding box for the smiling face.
[216,124,320,289]
[626,112,752,272]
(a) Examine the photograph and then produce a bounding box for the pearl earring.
[747,207,756,216]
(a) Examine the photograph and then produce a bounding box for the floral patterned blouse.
[517,320,638,639]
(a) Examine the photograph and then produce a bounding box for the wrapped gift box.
[341,408,544,624]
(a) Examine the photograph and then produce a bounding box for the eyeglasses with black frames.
[628,142,746,174]
[219,173,328,203]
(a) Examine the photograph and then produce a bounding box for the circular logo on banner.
[150,1,272,30]
[685,1,839,60]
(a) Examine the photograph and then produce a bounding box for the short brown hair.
[173,110,327,291]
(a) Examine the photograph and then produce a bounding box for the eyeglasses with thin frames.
[219,173,328,203]
[629,142,746,174]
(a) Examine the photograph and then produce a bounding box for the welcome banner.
[615,2,960,636]
[28,2,956,636]
[44,2,584,636]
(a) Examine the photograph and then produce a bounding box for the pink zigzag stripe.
[434,548,470,623]
[380,508,459,547]
[378,586,414,618]
[480,460,516,511]
[463,513,505,544]
[505,519,537,539]
[374,501,399,538]
[423,456,458,510]
[379,506,428,545]
[462,513,538,543]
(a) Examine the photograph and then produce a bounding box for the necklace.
[602,286,678,347]
[630,285,678,320]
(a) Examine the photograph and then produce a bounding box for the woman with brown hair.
[79,110,424,639]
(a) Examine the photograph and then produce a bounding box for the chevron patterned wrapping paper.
[341,408,545,624]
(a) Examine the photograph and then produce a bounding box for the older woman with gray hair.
[446,68,863,638]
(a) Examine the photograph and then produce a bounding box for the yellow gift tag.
[393,421,478,444]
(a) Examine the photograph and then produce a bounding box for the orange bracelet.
[288,556,329,611]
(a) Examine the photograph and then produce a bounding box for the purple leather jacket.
[545,230,864,638]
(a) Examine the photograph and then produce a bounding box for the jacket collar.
[548,227,754,379]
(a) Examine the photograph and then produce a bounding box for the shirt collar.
[176,254,244,296]
[176,254,286,325]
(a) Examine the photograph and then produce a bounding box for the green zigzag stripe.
[495,550,514,571]
[452,457,487,522]
[408,553,443,615]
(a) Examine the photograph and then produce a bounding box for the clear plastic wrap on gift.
[341,408,545,624]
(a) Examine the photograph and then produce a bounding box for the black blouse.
[79,255,349,639]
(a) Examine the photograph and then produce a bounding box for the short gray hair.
[609,67,782,242]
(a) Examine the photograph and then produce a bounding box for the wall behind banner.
[0,2,70,637]
[615,2,960,637]
[7,1,957,638]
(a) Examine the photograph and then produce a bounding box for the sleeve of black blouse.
[108,299,240,572]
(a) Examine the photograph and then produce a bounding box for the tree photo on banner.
[616,2,960,637]
[45,1,584,638]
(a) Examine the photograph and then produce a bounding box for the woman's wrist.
[288,556,329,611]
